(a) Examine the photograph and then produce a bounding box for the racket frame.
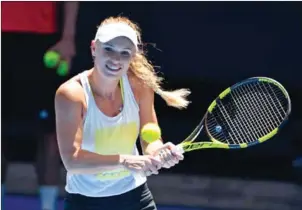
[177,77,291,153]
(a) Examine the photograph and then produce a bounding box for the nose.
[110,52,121,63]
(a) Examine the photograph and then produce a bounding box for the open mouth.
[105,64,122,72]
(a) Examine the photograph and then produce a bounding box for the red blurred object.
[1,2,57,34]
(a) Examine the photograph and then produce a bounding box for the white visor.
[94,22,138,50]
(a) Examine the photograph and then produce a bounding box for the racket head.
[204,77,291,149]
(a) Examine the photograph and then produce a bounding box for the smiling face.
[92,36,136,80]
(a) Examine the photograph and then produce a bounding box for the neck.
[90,68,120,100]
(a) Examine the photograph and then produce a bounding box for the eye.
[121,51,131,57]
[104,47,113,52]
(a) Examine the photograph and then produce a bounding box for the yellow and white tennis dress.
[65,71,146,197]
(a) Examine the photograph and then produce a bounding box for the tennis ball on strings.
[141,123,161,143]
[43,51,60,68]
[56,61,69,76]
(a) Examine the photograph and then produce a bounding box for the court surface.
[4,195,208,210]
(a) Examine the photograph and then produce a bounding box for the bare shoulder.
[55,75,84,105]
[128,72,153,101]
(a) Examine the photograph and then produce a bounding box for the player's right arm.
[55,81,160,175]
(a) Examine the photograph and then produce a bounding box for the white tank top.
[65,71,147,197]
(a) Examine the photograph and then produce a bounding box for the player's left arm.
[138,83,164,156]
[137,82,184,170]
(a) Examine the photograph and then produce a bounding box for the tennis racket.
[167,76,291,155]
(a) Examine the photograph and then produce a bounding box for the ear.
[91,40,96,57]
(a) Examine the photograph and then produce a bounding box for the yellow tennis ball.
[141,123,161,143]
[44,51,60,68]
[56,61,69,76]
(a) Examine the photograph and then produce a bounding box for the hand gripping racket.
[164,77,291,156]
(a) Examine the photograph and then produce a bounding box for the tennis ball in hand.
[141,123,161,143]
[43,51,60,68]
[56,61,69,76]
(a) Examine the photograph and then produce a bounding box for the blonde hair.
[100,16,191,109]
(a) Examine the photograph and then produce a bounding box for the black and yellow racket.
[171,76,291,154]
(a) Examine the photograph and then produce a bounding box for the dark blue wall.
[75,2,302,89]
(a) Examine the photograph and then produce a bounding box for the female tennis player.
[55,16,190,210]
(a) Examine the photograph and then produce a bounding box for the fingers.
[155,142,183,156]
[64,57,72,71]
[121,155,162,176]
[144,158,159,175]
[158,142,174,151]
[48,41,75,72]
[159,149,173,168]
[163,142,184,159]
[173,152,184,161]
[149,156,162,166]
[165,143,184,157]
[159,148,184,169]
[149,156,162,173]
[123,161,144,171]
[147,166,158,175]
[144,147,184,176]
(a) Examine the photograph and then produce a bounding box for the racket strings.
[235,83,286,140]
[208,90,267,144]
[251,83,286,125]
[259,83,286,120]
[216,101,247,144]
[229,91,261,142]
[234,86,268,138]
[207,99,248,144]
[206,81,289,145]
[221,90,264,144]
[241,85,276,134]
[250,83,286,127]
[252,87,280,130]
[234,87,271,141]
[249,84,279,124]
[237,86,276,140]
[214,103,239,143]
[206,110,231,142]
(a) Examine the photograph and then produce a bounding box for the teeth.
[107,65,119,70]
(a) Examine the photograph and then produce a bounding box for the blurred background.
[1,1,302,210]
